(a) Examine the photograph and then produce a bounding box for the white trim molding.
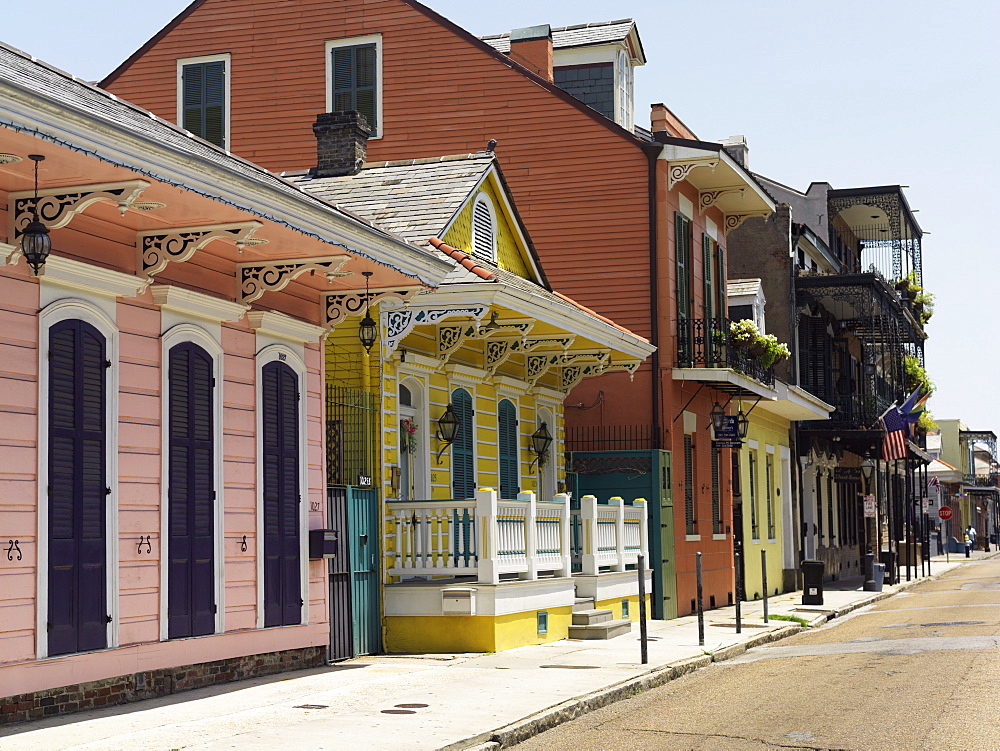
[247,310,326,345]
[150,284,248,323]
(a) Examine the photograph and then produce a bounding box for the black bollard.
[638,554,648,665]
[696,552,704,647]
[734,551,742,634]
[761,549,769,624]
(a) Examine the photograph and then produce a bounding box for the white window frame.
[176,53,232,150]
[158,324,226,640]
[615,49,633,130]
[255,344,310,629]
[396,376,429,501]
[325,35,383,139]
[471,192,498,263]
[536,406,557,501]
[36,298,120,659]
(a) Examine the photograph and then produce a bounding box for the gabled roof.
[482,19,640,54]
[727,279,763,298]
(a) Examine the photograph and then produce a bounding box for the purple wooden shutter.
[167,342,216,638]
[262,361,301,627]
[47,319,108,656]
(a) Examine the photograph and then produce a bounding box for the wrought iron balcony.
[676,317,775,388]
[964,473,1000,488]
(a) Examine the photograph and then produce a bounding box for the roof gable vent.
[472,194,497,263]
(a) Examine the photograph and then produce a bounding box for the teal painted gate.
[346,485,381,655]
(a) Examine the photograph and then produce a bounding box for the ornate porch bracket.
[603,360,643,381]
[522,335,575,352]
[699,186,746,215]
[724,211,772,234]
[11,180,151,238]
[138,221,263,279]
[526,354,555,386]
[666,158,719,190]
[561,362,606,393]
[238,256,351,304]
[438,323,477,361]
[383,305,489,355]
[485,337,522,375]
[325,287,420,328]
[477,319,534,340]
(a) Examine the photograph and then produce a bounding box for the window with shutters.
[497,399,519,499]
[815,470,824,542]
[326,36,381,137]
[683,434,695,535]
[675,213,692,323]
[472,193,497,263]
[451,388,475,500]
[749,451,759,541]
[397,378,428,502]
[827,473,835,545]
[765,454,775,540]
[178,54,229,149]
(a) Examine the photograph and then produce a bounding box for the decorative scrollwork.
[561,363,604,393]
[724,212,770,233]
[238,256,351,303]
[6,539,22,562]
[324,288,416,328]
[527,354,556,385]
[438,325,468,357]
[523,336,575,352]
[11,181,150,237]
[136,535,152,555]
[382,306,489,354]
[485,338,518,374]
[139,222,263,278]
[699,187,746,214]
[603,361,643,381]
[667,159,719,190]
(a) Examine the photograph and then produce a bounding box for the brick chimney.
[720,135,749,170]
[508,25,553,82]
[650,103,698,140]
[312,110,371,178]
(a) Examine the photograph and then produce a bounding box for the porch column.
[637,498,650,559]
[581,494,599,575]
[556,492,572,576]
[520,491,538,581]
[611,496,625,572]
[476,487,500,584]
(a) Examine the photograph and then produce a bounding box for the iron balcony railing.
[964,473,1000,488]
[677,317,776,388]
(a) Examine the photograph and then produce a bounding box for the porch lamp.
[357,271,377,353]
[21,155,51,275]
[435,404,460,463]
[861,452,875,484]
[736,408,750,439]
[710,402,726,432]
[529,422,553,468]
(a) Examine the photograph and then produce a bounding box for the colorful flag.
[928,476,940,489]
[879,406,907,461]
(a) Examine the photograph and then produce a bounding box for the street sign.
[834,467,862,482]
[713,415,741,441]
[921,497,929,514]
[712,440,743,449]
[938,506,953,521]
[863,495,876,518]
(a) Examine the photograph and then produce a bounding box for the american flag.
[879,406,907,461]
[928,476,940,489]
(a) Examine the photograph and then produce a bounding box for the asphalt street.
[513,558,1000,750]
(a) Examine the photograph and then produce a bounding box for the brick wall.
[0,645,325,726]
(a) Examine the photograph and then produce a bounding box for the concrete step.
[571,609,614,626]
[572,597,595,613]
[568,618,632,640]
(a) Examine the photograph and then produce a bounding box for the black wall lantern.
[435,404,460,463]
[861,452,875,484]
[21,155,51,275]
[530,422,553,468]
[736,408,750,439]
[710,402,726,433]
[357,271,377,353]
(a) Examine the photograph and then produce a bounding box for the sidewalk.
[1,553,990,751]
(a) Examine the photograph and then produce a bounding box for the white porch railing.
[387,489,649,584]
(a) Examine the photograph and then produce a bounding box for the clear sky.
[5,0,999,433]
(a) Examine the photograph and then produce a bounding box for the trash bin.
[880,550,896,585]
[871,562,885,592]
[801,559,825,605]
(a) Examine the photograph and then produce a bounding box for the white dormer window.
[472,193,497,263]
[616,50,633,130]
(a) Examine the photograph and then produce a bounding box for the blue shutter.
[497,400,519,499]
[675,213,692,322]
[451,388,475,500]
[262,361,302,627]
[182,61,226,148]
[167,343,216,639]
[330,44,378,135]
[47,320,108,656]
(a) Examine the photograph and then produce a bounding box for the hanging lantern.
[21,155,51,275]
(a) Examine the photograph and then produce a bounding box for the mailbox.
[308,529,338,559]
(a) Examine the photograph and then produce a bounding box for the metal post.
[637,554,648,665]
[696,551,705,647]
[761,549,769,623]
[734,550,742,634]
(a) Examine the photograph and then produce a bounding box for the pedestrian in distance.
[966,524,977,552]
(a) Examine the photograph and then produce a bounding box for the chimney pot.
[508,24,553,82]
[313,110,371,177]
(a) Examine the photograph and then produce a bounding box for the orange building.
[103,1,776,617]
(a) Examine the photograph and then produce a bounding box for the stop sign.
[938,506,954,521]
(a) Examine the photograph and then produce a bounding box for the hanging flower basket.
[749,341,767,357]
[400,418,418,453]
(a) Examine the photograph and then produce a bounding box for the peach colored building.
[102,1,776,618]
[0,43,448,723]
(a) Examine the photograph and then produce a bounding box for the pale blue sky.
[6,0,999,433]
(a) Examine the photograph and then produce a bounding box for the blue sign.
[713,440,743,449]
[714,415,741,441]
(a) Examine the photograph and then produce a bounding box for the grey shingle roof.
[287,154,495,249]
[727,279,763,297]
[482,19,635,53]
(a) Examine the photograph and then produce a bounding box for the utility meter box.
[308,529,338,559]
[442,587,477,616]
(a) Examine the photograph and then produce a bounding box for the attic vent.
[472,193,497,263]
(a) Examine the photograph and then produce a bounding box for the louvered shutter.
[472,198,496,261]
[715,245,727,321]
[262,361,302,627]
[47,319,107,656]
[497,400,519,499]
[683,434,695,535]
[167,343,216,639]
[451,389,475,500]
[799,318,831,398]
[331,44,378,136]
[675,213,692,322]
[182,61,226,148]
[702,234,714,321]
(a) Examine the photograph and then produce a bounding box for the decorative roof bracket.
[10,180,151,238]
[139,221,263,279]
[325,287,420,328]
[724,211,772,233]
[383,305,489,355]
[699,186,746,215]
[239,256,351,303]
[438,323,477,363]
[667,158,719,190]
[485,337,522,375]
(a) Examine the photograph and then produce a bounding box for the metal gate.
[327,486,353,661]
[347,485,381,656]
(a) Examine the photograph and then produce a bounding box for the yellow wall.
[384,606,573,653]
[740,409,791,599]
[595,593,650,622]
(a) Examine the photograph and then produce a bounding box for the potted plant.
[759,334,792,368]
[729,319,759,348]
[400,418,418,453]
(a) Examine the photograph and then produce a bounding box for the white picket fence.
[386,489,647,584]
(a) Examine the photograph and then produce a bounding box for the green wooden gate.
[347,485,381,655]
